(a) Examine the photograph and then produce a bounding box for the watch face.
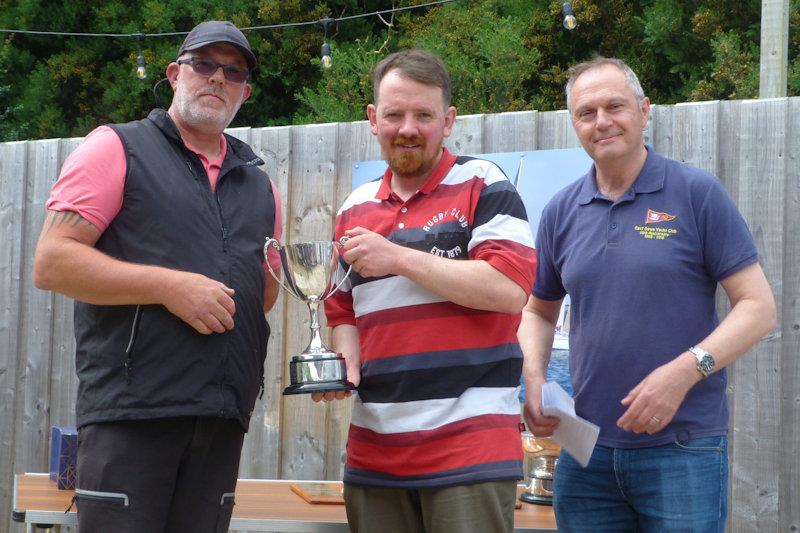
[699,354,714,376]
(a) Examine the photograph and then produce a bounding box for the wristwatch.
[689,346,715,378]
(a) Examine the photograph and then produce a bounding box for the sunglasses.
[177,57,250,84]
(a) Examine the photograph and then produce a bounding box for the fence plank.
[715,102,745,517]
[536,109,580,149]
[728,99,785,532]
[279,123,339,480]
[15,140,61,475]
[334,120,382,208]
[447,113,485,155]
[672,101,720,174]
[0,141,29,533]
[780,97,800,532]
[238,125,292,479]
[648,103,674,158]
[484,111,537,153]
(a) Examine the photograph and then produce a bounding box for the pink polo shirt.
[47,125,283,273]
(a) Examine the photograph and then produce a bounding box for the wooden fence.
[1,99,798,532]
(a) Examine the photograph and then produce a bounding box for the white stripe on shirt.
[337,180,382,214]
[352,275,445,318]
[351,387,521,434]
[440,159,508,187]
[469,213,535,251]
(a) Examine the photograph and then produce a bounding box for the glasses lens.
[192,59,218,76]
[222,65,248,83]
[190,59,248,83]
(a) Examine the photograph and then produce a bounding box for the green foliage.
[399,1,539,114]
[294,38,381,124]
[294,0,539,122]
[0,0,383,139]
[689,31,759,101]
[789,0,800,96]
[0,0,797,141]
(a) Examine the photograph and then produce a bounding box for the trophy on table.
[520,431,561,505]
[264,238,356,395]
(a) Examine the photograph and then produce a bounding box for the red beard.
[386,135,428,177]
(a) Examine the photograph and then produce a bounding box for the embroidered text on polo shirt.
[635,208,679,240]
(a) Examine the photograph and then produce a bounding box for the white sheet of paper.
[540,381,599,468]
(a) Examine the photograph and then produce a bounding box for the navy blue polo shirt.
[534,146,758,448]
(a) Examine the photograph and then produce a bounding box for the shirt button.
[400,207,408,213]
[610,223,618,229]
[398,222,405,229]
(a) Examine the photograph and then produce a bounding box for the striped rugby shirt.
[325,148,537,488]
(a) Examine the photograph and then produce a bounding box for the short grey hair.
[565,57,645,111]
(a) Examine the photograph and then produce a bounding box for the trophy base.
[284,354,354,395]
[519,492,553,506]
[283,381,356,396]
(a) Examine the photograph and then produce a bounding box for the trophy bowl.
[520,431,561,505]
[265,238,356,395]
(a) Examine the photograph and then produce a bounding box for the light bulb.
[562,2,577,30]
[136,54,147,79]
[321,41,332,69]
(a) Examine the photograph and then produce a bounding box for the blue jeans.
[553,436,728,532]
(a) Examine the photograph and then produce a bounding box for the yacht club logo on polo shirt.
[644,209,676,224]
[634,208,678,240]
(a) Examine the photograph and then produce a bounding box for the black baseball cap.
[178,21,257,70]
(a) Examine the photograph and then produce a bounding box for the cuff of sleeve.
[483,254,534,295]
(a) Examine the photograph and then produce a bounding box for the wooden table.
[14,473,557,532]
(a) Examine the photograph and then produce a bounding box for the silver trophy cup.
[264,238,356,395]
[520,431,560,505]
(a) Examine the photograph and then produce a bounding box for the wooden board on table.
[290,482,345,505]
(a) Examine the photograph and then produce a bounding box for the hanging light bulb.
[321,41,332,69]
[134,32,147,79]
[319,18,333,70]
[136,53,147,79]
[562,2,577,30]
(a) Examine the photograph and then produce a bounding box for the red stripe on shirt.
[358,303,520,359]
[348,420,522,477]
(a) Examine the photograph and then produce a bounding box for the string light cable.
[0,0,462,74]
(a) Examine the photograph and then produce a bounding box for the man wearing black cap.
[33,20,281,532]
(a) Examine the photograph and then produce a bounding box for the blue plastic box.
[49,426,78,490]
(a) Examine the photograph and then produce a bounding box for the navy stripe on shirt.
[358,356,522,403]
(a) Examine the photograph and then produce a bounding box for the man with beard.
[317,49,537,532]
[32,21,281,532]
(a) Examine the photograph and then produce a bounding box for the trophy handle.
[323,236,353,299]
[264,237,306,301]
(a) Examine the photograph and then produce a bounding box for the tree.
[0,0,798,141]
[0,0,391,140]
[294,0,539,122]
